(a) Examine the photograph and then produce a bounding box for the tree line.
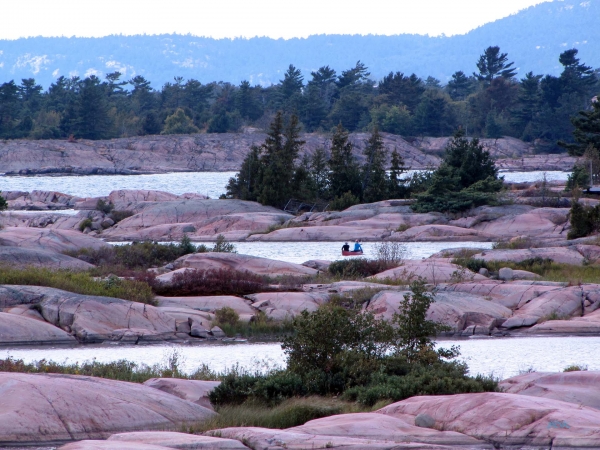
[0,46,597,151]
[224,111,502,213]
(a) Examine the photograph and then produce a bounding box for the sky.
[3,0,554,40]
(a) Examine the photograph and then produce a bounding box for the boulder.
[246,292,329,321]
[211,326,226,337]
[527,308,600,334]
[469,207,568,240]
[0,246,93,270]
[143,379,221,410]
[0,372,215,445]
[504,286,583,328]
[372,259,486,284]
[377,392,600,448]
[0,311,76,345]
[500,371,600,410]
[0,227,107,252]
[4,286,177,343]
[366,290,511,333]
[301,259,331,271]
[389,224,493,242]
[172,253,318,277]
[498,267,513,281]
[288,413,485,446]
[107,431,249,449]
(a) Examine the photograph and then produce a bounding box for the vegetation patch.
[0,266,155,304]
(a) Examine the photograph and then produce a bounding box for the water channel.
[2,336,599,379]
[0,170,568,199]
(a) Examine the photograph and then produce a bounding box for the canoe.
[342,250,364,256]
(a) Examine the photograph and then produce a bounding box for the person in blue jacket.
[353,240,363,252]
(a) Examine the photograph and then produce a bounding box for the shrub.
[212,234,237,253]
[566,164,590,191]
[328,258,393,278]
[109,210,134,223]
[451,257,487,274]
[152,268,281,297]
[374,242,406,265]
[96,199,114,214]
[568,201,600,239]
[78,218,93,231]
[564,364,588,372]
[214,307,240,327]
[0,266,155,304]
[329,191,360,211]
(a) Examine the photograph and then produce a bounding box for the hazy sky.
[4,0,553,40]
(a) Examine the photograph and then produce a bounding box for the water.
[500,170,569,183]
[111,241,495,264]
[2,336,598,379]
[0,171,567,199]
[0,172,237,199]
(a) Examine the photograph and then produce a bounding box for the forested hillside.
[0,0,598,87]
[0,43,597,151]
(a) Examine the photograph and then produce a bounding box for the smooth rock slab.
[500,371,600,410]
[373,259,486,284]
[60,441,170,449]
[0,227,107,252]
[0,373,215,445]
[378,392,600,448]
[0,311,76,345]
[206,427,454,449]
[108,431,249,449]
[173,253,317,277]
[246,292,328,320]
[0,246,93,270]
[288,413,486,446]
[143,379,220,410]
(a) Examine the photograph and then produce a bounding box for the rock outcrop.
[0,246,93,270]
[500,371,600,409]
[0,227,107,252]
[0,372,215,446]
[143,379,221,410]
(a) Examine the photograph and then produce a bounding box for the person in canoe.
[353,240,363,252]
[342,242,350,252]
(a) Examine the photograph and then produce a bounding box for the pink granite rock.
[500,371,600,409]
[246,292,329,320]
[0,227,107,252]
[0,311,76,345]
[156,295,256,322]
[472,247,585,265]
[143,379,221,410]
[0,372,215,445]
[107,431,249,448]
[0,246,94,270]
[372,259,486,284]
[527,308,600,334]
[173,253,317,277]
[60,441,169,450]
[378,392,600,448]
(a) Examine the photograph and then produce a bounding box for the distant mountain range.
[1,0,599,88]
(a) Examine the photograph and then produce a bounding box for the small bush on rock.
[214,307,240,327]
[328,258,395,278]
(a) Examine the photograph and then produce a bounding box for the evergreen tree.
[474,46,517,86]
[378,72,424,112]
[310,147,330,199]
[328,123,362,200]
[446,71,474,101]
[362,127,389,203]
[559,49,596,98]
[558,99,600,156]
[257,112,305,207]
[225,145,262,200]
[412,129,502,213]
[161,108,200,135]
[235,80,262,121]
[388,148,409,199]
[512,72,542,140]
[75,76,113,139]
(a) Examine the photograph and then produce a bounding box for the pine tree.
[310,147,330,199]
[362,127,389,203]
[388,148,409,199]
[161,108,200,135]
[225,145,262,200]
[558,100,600,156]
[328,123,362,200]
[75,76,114,139]
[474,46,517,86]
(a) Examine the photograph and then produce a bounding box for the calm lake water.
[2,336,598,379]
[0,170,568,199]
[128,241,495,264]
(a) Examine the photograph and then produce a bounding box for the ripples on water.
[0,170,568,199]
[2,336,598,379]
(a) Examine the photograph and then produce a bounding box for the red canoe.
[342,250,364,256]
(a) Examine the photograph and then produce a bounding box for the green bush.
[328,258,393,278]
[565,164,590,191]
[96,199,114,214]
[214,307,240,327]
[78,218,93,231]
[568,201,600,239]
[212,234,236,253]
[109,210,134,223]
[329,191,360,211]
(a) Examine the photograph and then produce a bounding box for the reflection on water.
[2,336,599,379]
[0,171,567,199]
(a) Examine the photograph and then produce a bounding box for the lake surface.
[2,336,598,379]
[0,170,568,199]
[112,241,495,264]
